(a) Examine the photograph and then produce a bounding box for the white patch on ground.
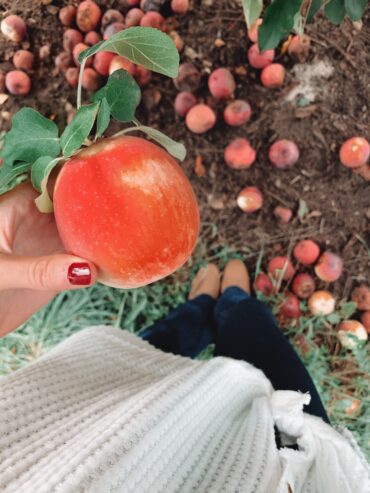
[285,59,335,103]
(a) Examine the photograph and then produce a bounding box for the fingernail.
[68,263,91,286]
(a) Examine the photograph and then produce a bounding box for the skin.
[0,184,97,337]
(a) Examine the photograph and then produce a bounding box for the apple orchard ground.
[0,0,369,456]
[0,1,369,298]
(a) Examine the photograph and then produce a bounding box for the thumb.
[0,253,98,291]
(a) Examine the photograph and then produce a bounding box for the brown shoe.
[188,264,220,300]
[221,259,250,294]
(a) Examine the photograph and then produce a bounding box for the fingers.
[0,253,98,291]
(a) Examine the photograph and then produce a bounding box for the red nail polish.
[68,263,91,285]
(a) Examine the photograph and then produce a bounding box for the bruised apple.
[54,136,200,288]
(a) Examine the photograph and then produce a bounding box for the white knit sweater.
[0,326,369,493]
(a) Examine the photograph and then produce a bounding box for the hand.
[0,183,97,337]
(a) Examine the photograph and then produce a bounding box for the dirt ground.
[0,0,369,299]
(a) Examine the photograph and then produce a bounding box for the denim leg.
[214,291,330,423]
[140,294,216,358]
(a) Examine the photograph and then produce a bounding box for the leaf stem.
[77,58,87,110]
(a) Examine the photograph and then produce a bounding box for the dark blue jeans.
[141,287,329,423]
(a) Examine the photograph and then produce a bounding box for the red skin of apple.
[109,55,136,76]
[65,67,79,88]
[171,0,189,15]
[103,22,126,40]
[174,91,197,117]
[315,252,343,282]
[76,0,102,32]
[5,70,31,96]
[55,51,73,72]
[140,12,165,30]
[101,9,125,29]
[93,51,115,76]
[273,206,292,224]
[268,256,295,281]
[135,65,152,86]
[254,272,274,296]
[173,62,201,92]
[339,137,370,168]
[279,292,301,318]
[288,35,311,63]
[361,311,370,333]
[54,136,200,288]
[1,15,27,43]
[247,43,274,69]
[261,63,285,88]
[223,100,252,126]
[237,186,263,213]
[351,285,370,311]
[127,0,140,5]
[73,43,93,67]
[63,29,83,52]
[224,138,256,169]
[247,18,262,43]
[292,273,315,299]
[169,30,184,52]
[208,68,236,100]
[125,8,144,27]
[186,104,216,134]
[84,31,102,46]
[59,6,76,27]
[269,139,300,169]
[293,239,320,265]
[82,68,103,91]
[13,50,34,72]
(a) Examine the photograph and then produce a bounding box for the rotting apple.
[54,136,200,288]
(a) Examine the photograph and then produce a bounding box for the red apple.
[254,272,274,296]
[54,136,200,288]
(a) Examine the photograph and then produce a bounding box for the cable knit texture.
[0,326,369,493]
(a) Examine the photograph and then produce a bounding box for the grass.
[0,239,369,461]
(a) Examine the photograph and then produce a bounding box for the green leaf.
[242,0,263,27]
[0,162,31,195]
[298,198,309,219]
[120,125,186,161]
[258,0,304,51]
[326,313,340,325]
[96,97,111,137]
[293,11,304,35]
[324,0,346,24]
[95,70,141,123]
[307,0,323,22]
[61,102,100,157]
[78,27,179,78]
[31,156,61,213]
[344,0,367,20]
[340,301,357,319]
[0,108,60,166]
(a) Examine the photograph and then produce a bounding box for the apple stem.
[77,58,87,110]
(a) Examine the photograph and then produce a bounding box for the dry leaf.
[194,155,206,177]
[214,38,225,48]
[281,35,292,55]
[235,66,247,76]
[0,94,9,106]
[295,105,317,119]
[209,197,225,210]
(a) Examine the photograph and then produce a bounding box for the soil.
[0,0,369,300]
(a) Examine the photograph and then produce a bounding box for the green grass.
[0,241,369,461]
